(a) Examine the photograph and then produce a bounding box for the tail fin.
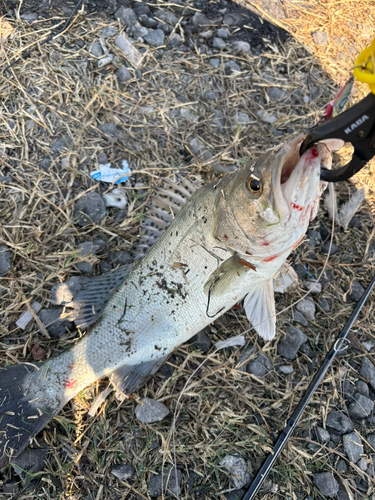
[0,364,54,469]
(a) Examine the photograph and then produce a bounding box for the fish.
[0,134,337,468]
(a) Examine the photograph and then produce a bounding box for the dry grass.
[0,2,375,499]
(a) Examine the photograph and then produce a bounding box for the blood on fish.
[65,379,77,389]
[262,242,270,246]
[291,203,303,211]
[308,148,319,158]
[263,255,277,262]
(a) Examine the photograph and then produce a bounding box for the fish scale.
[0,135,335,467]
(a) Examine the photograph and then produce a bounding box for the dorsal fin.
[135,174,200,260]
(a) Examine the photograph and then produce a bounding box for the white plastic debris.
[103,188,127,209]
[16,301,42,330]
[115,34,143,68]
[257,109,277,124]
[90,160,131,184]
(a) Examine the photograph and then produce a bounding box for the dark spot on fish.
[155,345,161,351]
[223,234,228,241]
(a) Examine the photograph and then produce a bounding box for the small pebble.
[313,472,338,498]
[0,246,13,276]
[278,365,294,374]
[20,12,38,22]
[360,357,375,390]
[101,26,118,37]
[231,41,250,53]
[257,109,277,124]
[219,454,251,489]
[103,188,127,209]
[277,326,307,360]
[144,29,165,47]
[235,112,251,125]
[322,241,339,255]
[135,397,169,423]
[312,30,328,46]
[349,393,374,419]
[319,297,330,312]
[246,351,273,378]
[52,134,73,153]
[293,310,308,326]
[209,58,220,67]
[147,465,182,498]
[38,308,73,338]
[268,87,286,101]
[356,380,370,398]
[88,42,104,58]
[154,9,178,26]
[115,7,138,27]
[216,28,229,39]
[303,280,322,294]
[296,298,316,321]
[212,37,226,50]
[225,60,241,74]
[326,411,354,434]
[347,281,365,302]
[111,464,135,481]
[74,192,106,226]
[358,458,368,471]
[316,426,331,443]
[190,327,212,353]
[336,458,347,473]
[343,432,363,463]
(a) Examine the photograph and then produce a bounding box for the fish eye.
[246,175,262,195]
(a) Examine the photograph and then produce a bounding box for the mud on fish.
[0,135,339,467]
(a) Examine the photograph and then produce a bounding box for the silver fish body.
[0,135,334,467]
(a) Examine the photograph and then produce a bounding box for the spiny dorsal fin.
[135,174,200,260]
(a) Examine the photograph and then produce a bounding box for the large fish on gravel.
[0,135,339,467]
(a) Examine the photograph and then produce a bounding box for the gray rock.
[154,9,178,25]
[225,60,241,74]
[306,229,322,248]
[115,7,138,27]
[0,246,13,276]
[114,208,128,222]
[147,465,182,497]
[0,175,13,184]
[190,327,212,353]
[52,134,73,153]
[144,29,165,47]
[312,30,328,46]
[12,449,46,484]
[296,298,316,321]
[133,2,150,16]
[316,427,331,443]
[366,433,375,449]
[356,380,370,398]
[349,393,374,419]
[3,483,19,496]
[20,12,38,22]
[336,458,347,473]
[235,112,251,125]
[347,281,365,302]
[322,241,339,255]
[111,464,135,481]
[210,58,220,68]
[135,397,169,423]
[293,310,308,326]
[88,42,104,57]
[231,41,250,53]
[313,472,338,497]
[216,28,229,39]
[211,111,225,131]
[101,26,118,37]
[223,12,242,26]
[98,152,108,164]
[247,351,273,378]
[116,66,132,83]
[219,454,251,489]
[190,12,212,32]
[268,87,287,101]
[358,458,368,470]
[303,280,322,294]
[326,411,354,434]
[38,308,73,338]
[76,239,108,275]
[139,14,158,29]
[74,192,106,227]
[180,107,198,122]
[319,297,330,312]
[360,357,375,390]
[343,432,363,462]
[343,380,356,400]
[277,326,307,360]
[213,37,226,50]
[278,365,294,374]
[111,251,133,266]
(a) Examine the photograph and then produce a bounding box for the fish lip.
[272,134,306,217]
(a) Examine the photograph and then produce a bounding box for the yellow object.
[353,37,375,93]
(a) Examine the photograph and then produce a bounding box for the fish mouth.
[272,134,331,218]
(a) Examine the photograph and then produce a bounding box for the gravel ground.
[0,0,375,499]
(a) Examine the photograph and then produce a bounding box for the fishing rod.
[243,274,375,500]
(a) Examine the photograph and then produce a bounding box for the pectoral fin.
[244,279,276,340]
[204,254,256,296]
[273,262,298,293]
